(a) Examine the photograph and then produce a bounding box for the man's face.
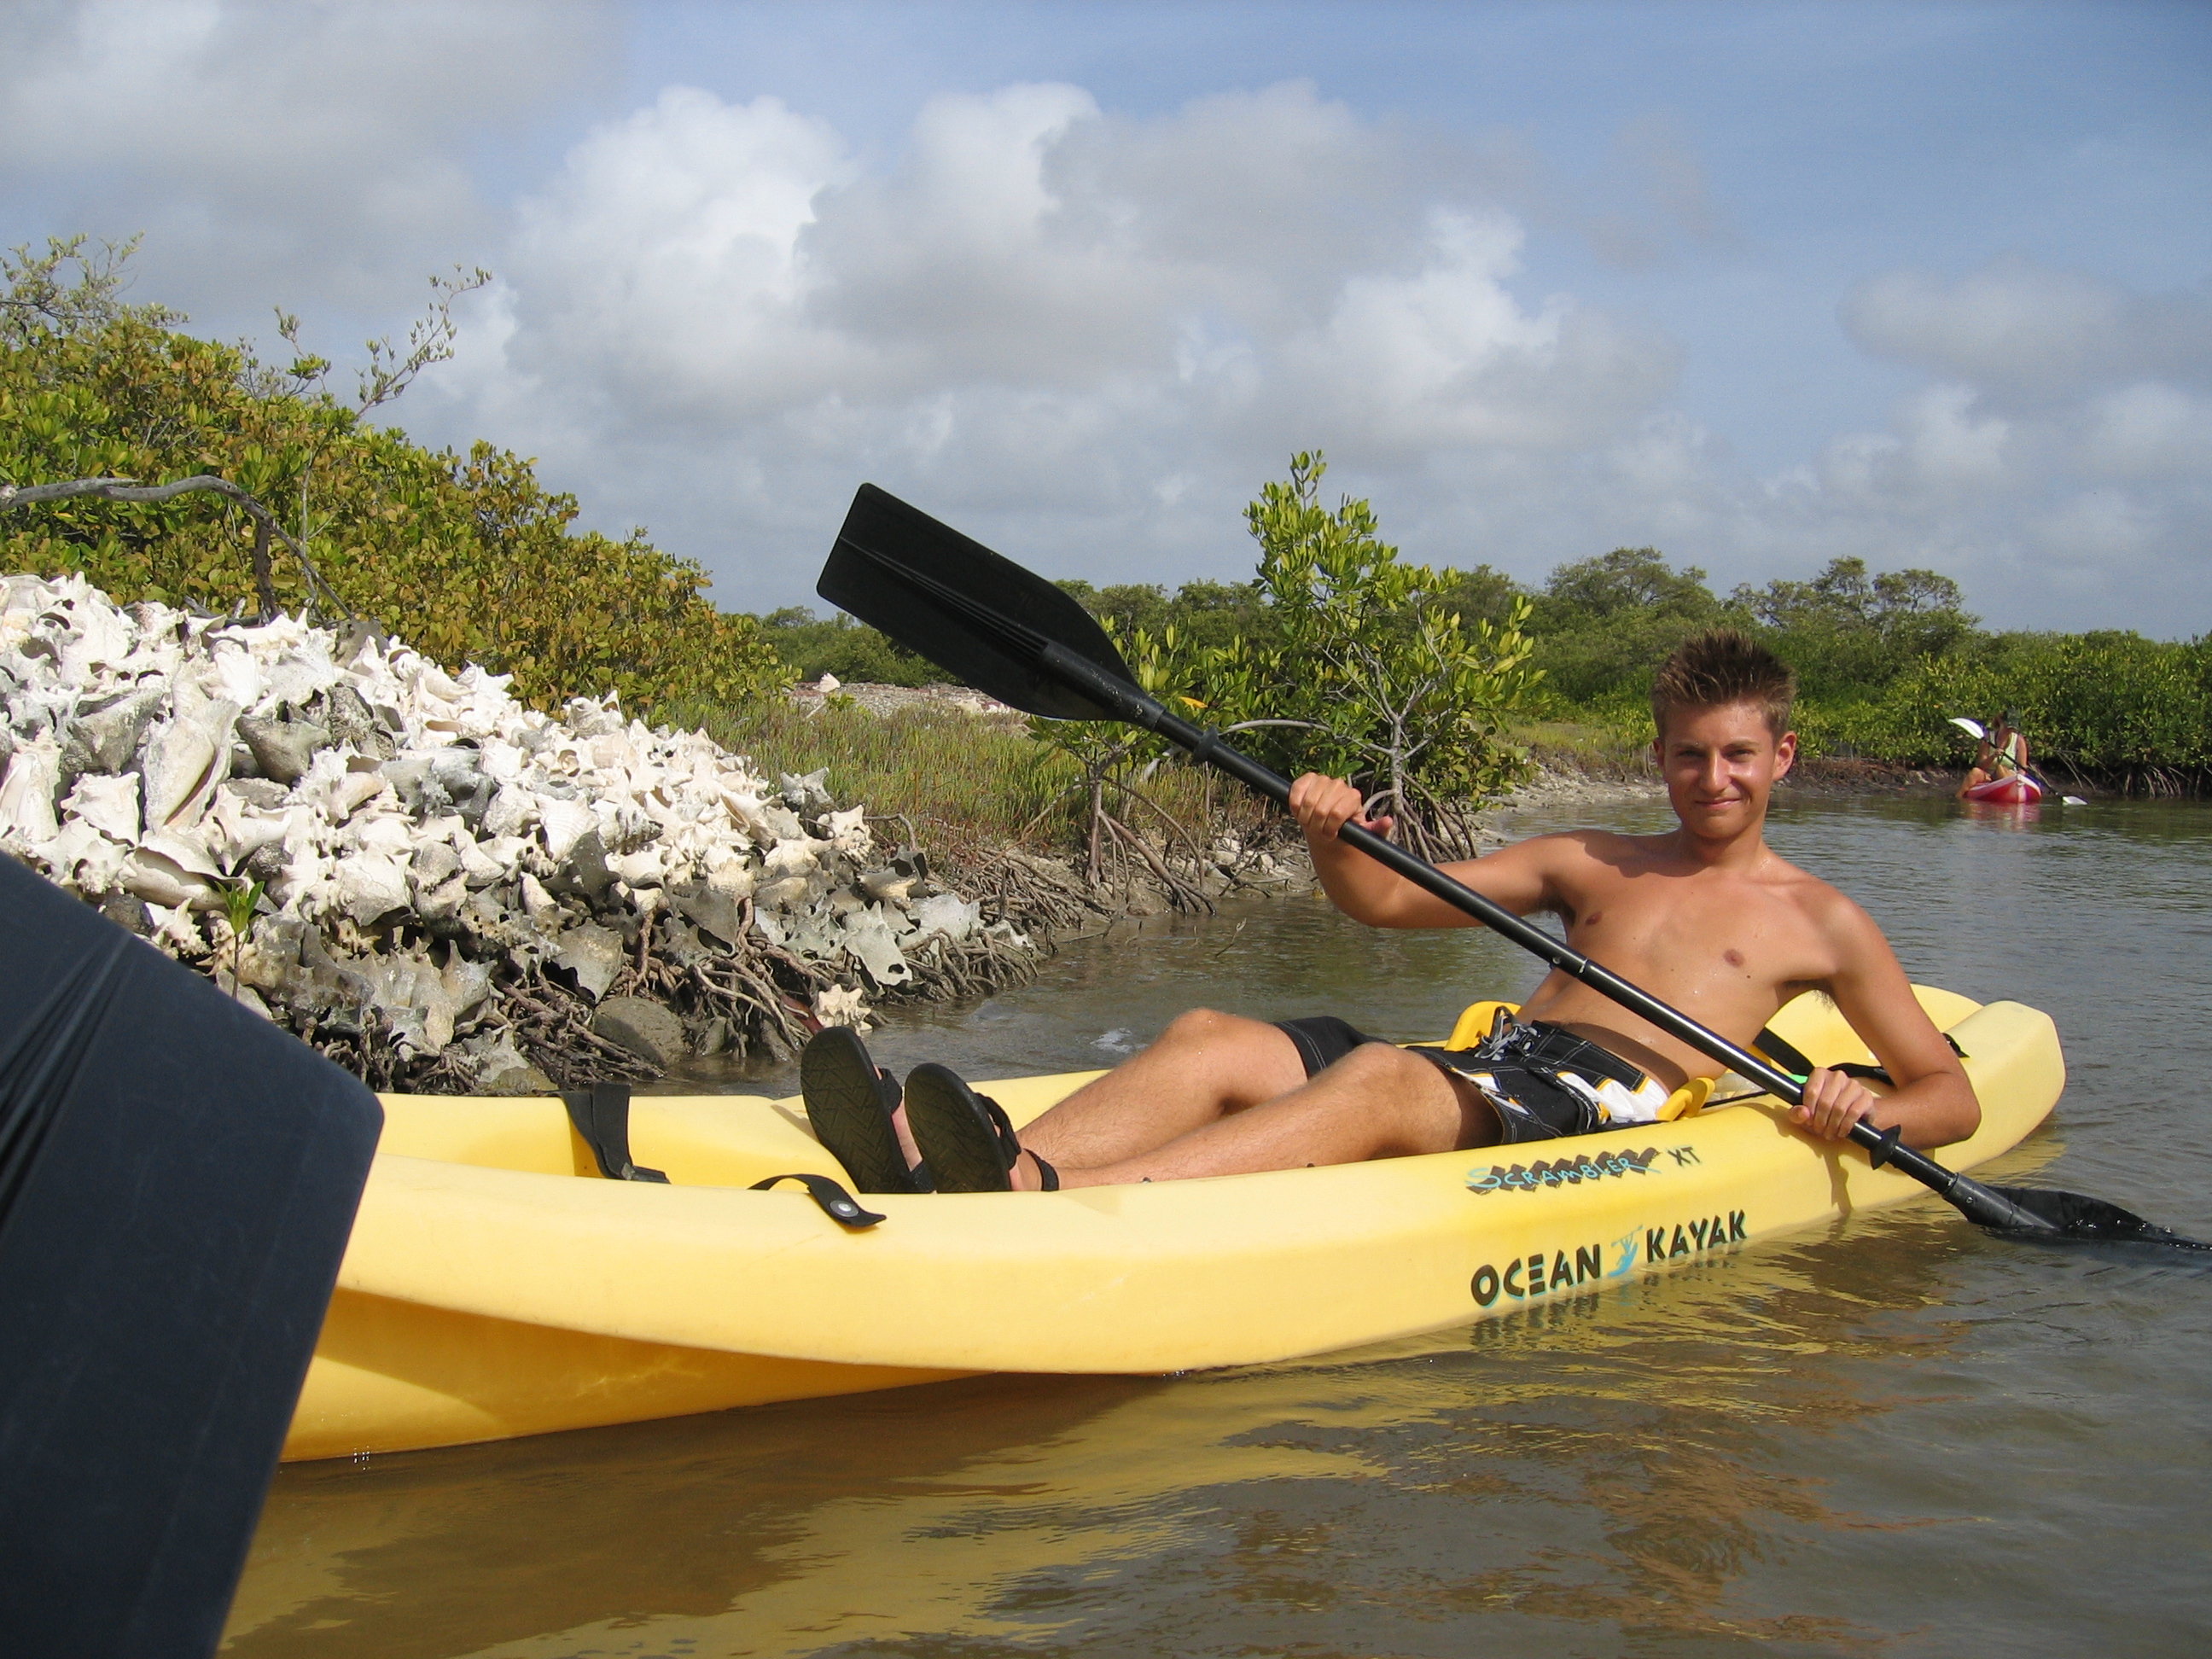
[1653,701,1796,840]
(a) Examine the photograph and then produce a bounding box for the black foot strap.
[749,1172,887,1227]
[562,1082,668,1183]
[976,1091,1058,1190]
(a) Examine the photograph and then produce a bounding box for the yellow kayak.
[282,986,2064,1462]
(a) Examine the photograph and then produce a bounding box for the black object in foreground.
[0,857,384,1656]
[819,480,2207,1250]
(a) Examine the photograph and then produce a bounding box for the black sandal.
[800,1027,931,1194]
[902,1063,1059,1193]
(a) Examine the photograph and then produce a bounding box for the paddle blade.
[818,483,1138,721]
[1950,716,1986,740]
[1982,1185,2209,1249]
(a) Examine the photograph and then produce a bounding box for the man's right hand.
[1288,773,1393,845]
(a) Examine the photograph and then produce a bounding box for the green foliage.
[1204,451,1540,856]
[1524,546,1725,707]
[0,236,788,714]
[1731,556,1977,701]
[755,606,939,686]
[218,875,265,1001]
[1056,576,1277,657]
[1795,631,2212,781]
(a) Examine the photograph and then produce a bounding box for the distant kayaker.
[1958,709,2029,800]
[801,630,1982,1194]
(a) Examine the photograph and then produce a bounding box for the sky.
[3,0,2209,634]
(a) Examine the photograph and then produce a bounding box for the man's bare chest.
[1557,868,1836,989]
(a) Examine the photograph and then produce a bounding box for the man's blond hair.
[1650,629,1796,739]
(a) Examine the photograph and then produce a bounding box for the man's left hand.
[1790,1066,1880,1141]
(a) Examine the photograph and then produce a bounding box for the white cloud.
[422,106,2209,631]
[1840,255,2212,401]
[432,80,1682,607]
[0,0,613,320]
[2081,382,2212,479]
[2,9,2204,634]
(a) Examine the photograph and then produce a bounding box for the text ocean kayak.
[283,986,2064,1462]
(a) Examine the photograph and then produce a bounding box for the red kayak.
[1965,773,2044,804]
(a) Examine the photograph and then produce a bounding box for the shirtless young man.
[800,630,1980,1195]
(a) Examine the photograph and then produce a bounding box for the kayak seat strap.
[1752,1027,1817,1076]
[1754,1027,1896,1085]
[1752,1027,1966,1087]
[562,1081,668,1183]
[750,1173,886,1228]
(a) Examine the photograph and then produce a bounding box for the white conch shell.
[142,682,240,829]
[335,851,410,924]
[763,837,820,880]
[63,771,142,843]
[538,798,596,864]
[3,566,1038,1054]
[0,736,61,844]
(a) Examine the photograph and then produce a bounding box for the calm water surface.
[226,795,2212,1656]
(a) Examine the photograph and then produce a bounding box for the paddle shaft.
[1039,641,2052,1229]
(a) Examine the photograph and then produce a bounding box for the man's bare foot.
[888,1101,925,1177]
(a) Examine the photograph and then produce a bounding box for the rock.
[323,682,392,759]
[236,713,329,784]
[591,995,686,1069]
[61,687,161,783]
[483,1060,556,1094]
[913,891,980,943]
[553,920,626,999]
[839,906,912,987]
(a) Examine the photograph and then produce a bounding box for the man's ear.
[1773,730,1798,777]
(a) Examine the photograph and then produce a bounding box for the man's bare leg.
[1009,1039,1499,1190]
[1016,1008,1311,1169]
[882,1008,1303,1186]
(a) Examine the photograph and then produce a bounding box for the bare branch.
[356,265,492,412]
[0,474,354,622]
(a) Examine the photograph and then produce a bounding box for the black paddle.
[818,482,2205,1249]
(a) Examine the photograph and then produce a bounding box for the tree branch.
[0,473,354,622]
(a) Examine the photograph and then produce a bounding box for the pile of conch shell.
[0,570,1036,1090]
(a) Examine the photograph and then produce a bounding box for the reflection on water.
[227,796,2212,1656]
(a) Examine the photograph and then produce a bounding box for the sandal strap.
[976,1092,1056,1190]
[975,1091,1022,1169]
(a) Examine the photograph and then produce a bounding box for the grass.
[663,699,1274,861]
[1511,715,1655,777]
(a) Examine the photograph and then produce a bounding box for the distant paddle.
[819,482,2204,1250]
[1951,716,2088,805]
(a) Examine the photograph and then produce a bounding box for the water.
[225,795,2212,1656]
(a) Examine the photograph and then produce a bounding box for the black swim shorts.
[1272,1012,1655,1145]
